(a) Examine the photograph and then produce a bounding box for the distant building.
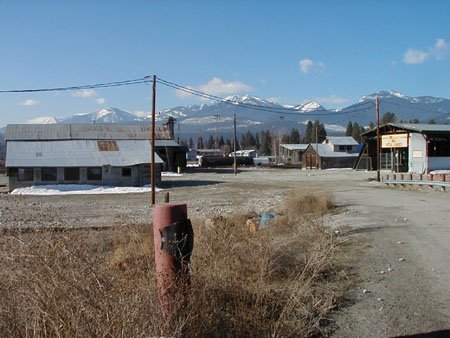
[228,149,257,158]
[302,136,360,169]
[361,123,450,174]
[280,144,309,163]
[322,136,360,153]
[4,124,181,191]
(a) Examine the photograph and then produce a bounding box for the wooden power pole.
[376,96,381,182]
[233,114,237,175]
[151,75,156,205]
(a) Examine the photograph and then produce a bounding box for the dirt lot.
[1,168,449,337]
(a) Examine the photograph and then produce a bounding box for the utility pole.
[233,114,237,175]
[376,96,381,182]
[151,74,156,205]
[315,123,319,170]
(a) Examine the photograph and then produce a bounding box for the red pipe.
[153,203,193,319]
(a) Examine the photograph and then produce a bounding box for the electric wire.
[156,77,375,116]
[0,76,152,93]
[380,100,450,116]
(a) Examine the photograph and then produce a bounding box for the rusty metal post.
[153,203,193,318]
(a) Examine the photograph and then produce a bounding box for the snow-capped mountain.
[25,116,61,124]
[61,107,145,124]
[2,92,449,139]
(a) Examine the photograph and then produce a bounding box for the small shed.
[361,123,450,174]
[302,144,359,169]
[5,124,166,191]
[280,144,309,163]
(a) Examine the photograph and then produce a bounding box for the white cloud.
[96,97,106,104]
[175,77,253,98]
[72,89,97,97]
[20,99,39,106]
[299,58,325,74]
[433,38,449,60]
[403,38,449,64]
[403,49,429,64]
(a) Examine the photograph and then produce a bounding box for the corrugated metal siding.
[5,140,163,167]
[6,124,172,140]
[409,133,427,173]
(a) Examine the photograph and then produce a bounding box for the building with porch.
[361,123,450,174]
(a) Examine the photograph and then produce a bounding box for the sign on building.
[381,133,408,148]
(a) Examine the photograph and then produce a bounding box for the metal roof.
[324,136,359,146]
[362,123,450,137]
[6,124,173,141]
[308,144,359,158]
[6,140,163,167]
[280,144,309,151]
[155,139,180,147]
[388,123,450,133]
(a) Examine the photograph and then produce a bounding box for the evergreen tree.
[218,136,225,147]
[255,132,260,150]
[428,118,436,124]
[303,121,314,143]
[261,130,272,155]
[345,121,353,136]
[240,134,246,150]
[352,122,361,142]
[207,135,215,149]
[286,128,300,143]
[197,136,204,149]
[381,112,396,124]
[188,137,194,148]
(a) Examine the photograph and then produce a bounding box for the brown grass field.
[0,188,354,337]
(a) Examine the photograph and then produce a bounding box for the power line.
[380,100,450,116]
[156,76,375,116]
[0,76,153,93]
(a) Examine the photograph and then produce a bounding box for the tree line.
[179,112,436,156]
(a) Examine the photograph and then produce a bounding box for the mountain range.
[2,90,450,138]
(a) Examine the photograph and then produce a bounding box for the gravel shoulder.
[1,168,449,336]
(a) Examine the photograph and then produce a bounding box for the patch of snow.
[162,172,183,177]
[25,116,60,124]
[324,124,346,132]
[11,184,162,195]
[430,170,450,174]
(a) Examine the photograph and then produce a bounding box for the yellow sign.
[381,134,408,148]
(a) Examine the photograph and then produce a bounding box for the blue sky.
[0,1,449,125]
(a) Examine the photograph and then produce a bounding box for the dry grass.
[0,188,353,337]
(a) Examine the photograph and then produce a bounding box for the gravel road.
[1,168,449,336]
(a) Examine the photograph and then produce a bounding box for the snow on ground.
[430,170,450,174]
[11,184,162,196]
[162,172,183,177]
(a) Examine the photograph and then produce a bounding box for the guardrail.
[382,173,450,191]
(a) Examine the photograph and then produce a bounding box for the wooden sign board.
[381,133,408,148]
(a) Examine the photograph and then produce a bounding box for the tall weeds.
[0,188,351,337]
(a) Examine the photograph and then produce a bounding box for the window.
[64,167,80,181]
[18,168,33,181]
[97,141,119,151]
[338,145,345,151]
[122,167,132,177]
[41,167,57,181]
[87,167,102,181]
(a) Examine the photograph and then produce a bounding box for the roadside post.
[153,203,194,319]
